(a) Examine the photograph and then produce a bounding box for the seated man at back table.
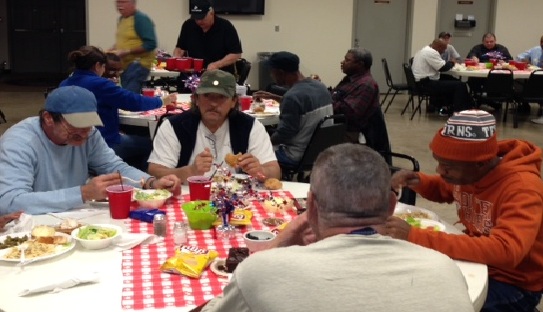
[332,47,380,143]
[198,144,474,312]
[385,110,543,311]
[0,86,180,215]
[253,51,333,167]
[148,70,280,183]
[412,39,473,115]
[517,34,543,67]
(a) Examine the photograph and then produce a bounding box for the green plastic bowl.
[181,201,218,230]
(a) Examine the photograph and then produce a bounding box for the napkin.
[114,233,161,251]
[18,272,99,296]
[2,213,33,235]
[48,210,107,221]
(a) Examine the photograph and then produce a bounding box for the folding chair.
[235,58,252,86]
[280,114,347,182]
[360,108,391,165]
[515,70,543,117]
[474,69,516,127]
[402,63,432,120]
[378,151,420,205]
[381,58,408,113]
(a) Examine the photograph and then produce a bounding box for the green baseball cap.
[196,70,236,97]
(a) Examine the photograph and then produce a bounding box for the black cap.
[190,0,212,20]
[267,51,300,72]
[438,32,451,39]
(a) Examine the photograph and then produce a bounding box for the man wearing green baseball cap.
[148,70,280,182]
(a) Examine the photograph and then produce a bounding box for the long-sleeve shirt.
[0,117,150,215]
[60,70,162,146]
[332,71,379,132]
[409,139,543,292]
[516,45,543,67]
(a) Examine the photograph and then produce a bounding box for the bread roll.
[31,225,56,244]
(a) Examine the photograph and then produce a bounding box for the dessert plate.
[209,258,231,278]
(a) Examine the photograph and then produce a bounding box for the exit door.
[437,0,496,59]
[354,0,410,89]
[7,0,86,74]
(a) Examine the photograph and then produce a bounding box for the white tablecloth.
[0,183,487,312]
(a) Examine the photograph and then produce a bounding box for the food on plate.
[31,225,56,244]
[54,218,83,235]
[405,217,442,231]
[264,178,282,190]
[77,225,117,240]
[225,247,249,273]
[262,217,285,227]
[252,105,265,113]
[225,152,242,167]
[161,245,218,278]
[395,211,431,220]
[4,241,55,259]
[0,235,29,250]
[134,189,171,201]
[263,197,294,213]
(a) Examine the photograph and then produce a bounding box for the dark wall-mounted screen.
[190,0,265,15]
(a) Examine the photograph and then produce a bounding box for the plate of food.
[0,226,75,262]
[393,205,440,221]
[209,258,232,278]
[405,218,446,232]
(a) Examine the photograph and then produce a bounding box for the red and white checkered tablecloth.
[121,191,297,310]
[140,103,191,117]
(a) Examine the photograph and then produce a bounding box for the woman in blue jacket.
[60,46,176,171]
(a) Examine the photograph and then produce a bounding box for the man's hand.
[80,173,121,202]
[154,174,182,195]
[0,211,23,230]
[268,212,316,249]
[192,148,213,175]
[391,170,420,192]
[237,153,263,179]
[384,216,411,240]
[207,62,220,71]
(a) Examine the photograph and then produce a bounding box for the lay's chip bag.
[160,245,218,278]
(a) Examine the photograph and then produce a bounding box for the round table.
[0,182,487,311]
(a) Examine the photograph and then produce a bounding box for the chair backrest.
[484,69,514,98]
[523,69,543,100]
[235,58,251,85]
[378,151,420,205]
[381,58,393,87]
[297,114,347,172]
[361,108,391,164]
[153,113,179,140]
[402,63,417,94]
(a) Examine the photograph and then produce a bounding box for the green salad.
[77,226,117,240]
[405,217,440,231]
[134,189,171,201]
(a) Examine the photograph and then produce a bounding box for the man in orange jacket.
[385,110,543,311]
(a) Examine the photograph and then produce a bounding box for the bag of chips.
[160,245,218,278]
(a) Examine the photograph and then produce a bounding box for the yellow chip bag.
[160,245,218,278]
[213,209,253,226]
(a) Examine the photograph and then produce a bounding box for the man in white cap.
[0,86,180,215]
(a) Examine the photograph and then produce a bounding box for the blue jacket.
[60,70,162,145]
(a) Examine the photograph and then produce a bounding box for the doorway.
[437,0,496,59]
[353,0,411,89]
[7,0,86,75]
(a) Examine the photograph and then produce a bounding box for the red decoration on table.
[121,191,297,310]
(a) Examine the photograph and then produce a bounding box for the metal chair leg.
[401,96,413,115]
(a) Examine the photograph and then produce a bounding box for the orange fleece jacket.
[409,139,543,292]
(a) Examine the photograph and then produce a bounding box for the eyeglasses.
[59,119,94,140]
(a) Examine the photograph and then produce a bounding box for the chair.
[280,114,347,182]
[360,108,392,165]
[378,151,420,205]
[153,113,179,139]
[381,58,409,113]
[474,69,516,127]
[515,70,543,117]
[402,63,432,120]
[235,58,251,85]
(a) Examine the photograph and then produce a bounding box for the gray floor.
[1,85,542,309]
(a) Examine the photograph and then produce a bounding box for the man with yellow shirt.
[113,0,157,93]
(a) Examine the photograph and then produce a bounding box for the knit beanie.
[430,110,498,162]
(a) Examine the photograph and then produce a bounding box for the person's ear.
[42,112,54,126]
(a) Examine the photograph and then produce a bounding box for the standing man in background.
[113,0,157,93]
[173,0,242,75]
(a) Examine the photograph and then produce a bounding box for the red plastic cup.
[240,96,252,111]
[193,58,204,71]
[176,58,191,71]
[166,58,176,71]
[106,185,134,219]
[142,88,155,97]
[187,176,212,201]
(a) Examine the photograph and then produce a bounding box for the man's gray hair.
[310,144,390,225]
[348,48,373,69]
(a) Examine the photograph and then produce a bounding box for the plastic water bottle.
[236,84,247,97]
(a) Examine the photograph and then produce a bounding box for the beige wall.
[87,0,543,89]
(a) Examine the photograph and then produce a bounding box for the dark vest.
[169,111,255,168]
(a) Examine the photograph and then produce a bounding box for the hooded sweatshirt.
[409,139,543,292]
